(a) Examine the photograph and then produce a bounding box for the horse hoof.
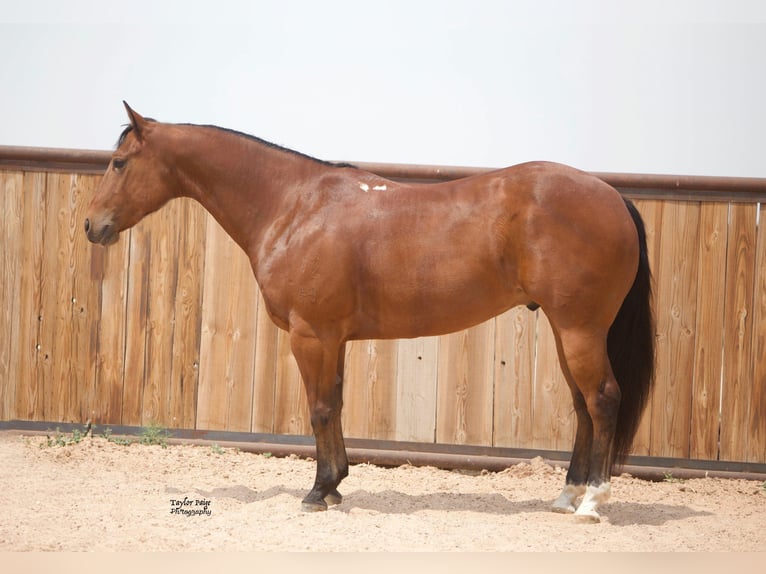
[301,499,328,512]
[574,511,601,524]
[325,489,343,506]
[551,503,576,515]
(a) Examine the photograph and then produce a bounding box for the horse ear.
[123,100,147,141]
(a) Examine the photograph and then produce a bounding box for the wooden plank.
[168,200,206,429]
[38,173,74,422]
[68,174,102,424]
[140,202,182,426]
[0,171,24,419]
[719,203,757,462]
[394,336,439,442]
[747,202,766,463]
[689,202,728,460]
[250,289,279,433]
[492,307,536,448]
[272,328,310,436]
[121,217,151,426]
[531,311,574,451]
[196,218,257,431]
[629,199,663,456]
[91,231,130,425]
[339,341,369,438]
[436,320,496,446]
[13,172,47,420]
[342,339,398,440]
[650,201,700,458]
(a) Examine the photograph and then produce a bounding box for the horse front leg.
[289,328,348,512]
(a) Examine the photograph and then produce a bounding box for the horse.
[85,102,654,523]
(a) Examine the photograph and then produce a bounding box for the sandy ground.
[1,430,764,552]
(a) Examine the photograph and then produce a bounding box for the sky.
[1,0,765,177]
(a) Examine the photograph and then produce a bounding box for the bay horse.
[85,102,654,523]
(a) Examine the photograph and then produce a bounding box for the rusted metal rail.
[2,145,766,201]
[2,422,764,482]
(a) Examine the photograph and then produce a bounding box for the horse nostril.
[84,218,90,233]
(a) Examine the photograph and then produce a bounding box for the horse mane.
[200,124,357,169]
[115,118,355,169]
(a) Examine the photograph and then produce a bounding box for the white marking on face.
[372,184,387,191]
[359,183,370,192]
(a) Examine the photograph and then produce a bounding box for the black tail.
[608,199,655,466]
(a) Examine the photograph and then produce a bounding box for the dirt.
[0,430,763,552]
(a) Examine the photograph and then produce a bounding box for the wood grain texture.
[493,308,536,447]
[650,201,700,458]
[436,321,496,446]
[0,171,24,420]
[250,290,279,433]
[689,203,728,459]
[14,172,46,420]
[121,215,151,426]
[628,199,662,456]
[342,339,399,440]
[747,203,766,463]
[719,203,757,462]
[394,336,438,442]
[196,217,257,431]
[168,200,206,429]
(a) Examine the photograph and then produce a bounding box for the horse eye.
[112,158,126,170]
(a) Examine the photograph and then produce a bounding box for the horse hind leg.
[552,326,621,523]
[551,391,590,514]
[549,327,590,514]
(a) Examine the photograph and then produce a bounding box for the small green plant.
[211,443,225,455]
[138,422,172,448]
[101,427,134,446]
[663,471,685,484]
[41,424,90,448]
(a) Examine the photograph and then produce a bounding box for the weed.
[41,424,91,448]
[101,427,134,446]
[663,472,685,484]
[138,423,172,448]
[211,443,225,455]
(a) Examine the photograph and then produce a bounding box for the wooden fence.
[1,147,765,466]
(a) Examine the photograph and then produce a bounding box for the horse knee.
[309,402,335,430]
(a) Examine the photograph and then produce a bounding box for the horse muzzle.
[84,217,120,246]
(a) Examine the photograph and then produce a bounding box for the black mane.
[116,119,355,169]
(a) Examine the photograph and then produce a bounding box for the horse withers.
[85,102,654,523]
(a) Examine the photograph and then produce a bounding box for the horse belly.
[354,247,525,340]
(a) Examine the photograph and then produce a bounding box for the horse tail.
[608,198,655,467]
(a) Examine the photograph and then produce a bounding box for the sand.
[1,430,763,552]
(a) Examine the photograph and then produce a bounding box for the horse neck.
[169,126,320,257]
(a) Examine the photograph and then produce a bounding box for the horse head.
[84,102,177,245]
